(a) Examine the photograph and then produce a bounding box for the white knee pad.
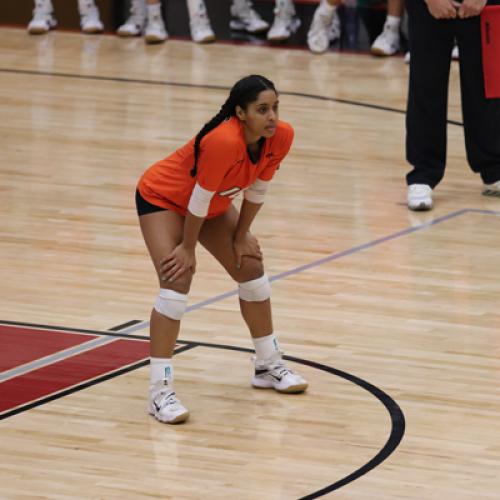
[238,274,271,302]
[154,289,188,320]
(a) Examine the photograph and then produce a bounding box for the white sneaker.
[307,4,339,54]
[190,8,216,43]
[28,0,57,34]
[451,45,459,60]
[148,380,189,424]
[252,353,308,394]
[267,1,301,41]
[404,51,410,64]
[145,11,168,44]
[230,0,269,33]
[482,180,500,197]
[79,1,104,34]
[371,24,400,56]
[407,184,433,211]
[117,0,146,37]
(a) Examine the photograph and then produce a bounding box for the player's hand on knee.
[233,232,263,269]
[425,0,458,18]
[160,244,196,282]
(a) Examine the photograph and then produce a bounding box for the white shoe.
[371,24,400,56]
[145,11,168,44]
[307,4,339,54]
[451,45,459,60]
[79,1,104,34]
[252,353,308,393]
[28,0,57,34]
[117,0,146,37]
[407,184,433,211]
[230,0,269,33]
[190,8,216,43]
[482,180,500,197]
[148,380,189,424]
[404,51,410,64]
[267,1,301,41]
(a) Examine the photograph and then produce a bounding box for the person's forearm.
[235,199,262,239]
[182,211,205,249]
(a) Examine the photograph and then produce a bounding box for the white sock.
[252,333,280,362]
[319,0,335,14]
[385,15,401,29]
[187,0,207,18]
[150,357,173,386]
[147,2,161,17]
[78,0,96,13]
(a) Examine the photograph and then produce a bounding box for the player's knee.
[154,288,188,320]
[236,257,265,283]
[238,272,271,303]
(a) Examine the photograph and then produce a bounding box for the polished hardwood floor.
[0,27,499,499]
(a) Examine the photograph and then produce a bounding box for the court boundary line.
[0,67,464,126]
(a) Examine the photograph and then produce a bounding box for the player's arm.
[160,183,215,282]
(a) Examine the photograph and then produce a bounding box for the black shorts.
[135,189,167,216]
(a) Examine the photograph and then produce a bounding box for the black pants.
[406,0,500,187]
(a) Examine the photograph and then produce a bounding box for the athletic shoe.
[404,51,410,64]
[407,184,433,211]
[252,353,308,393]
[145,11,168,44]
[371,24,400,56]
[79,1,104,34]
[190,8,216,43]
[230,0,269,33]
[267,1,301,41]
[28,0,57,34]
[307,4,339,54]
[148,380,189,424]
[482,180,500,197]
[451,45,459,60]
[117,0,146,37]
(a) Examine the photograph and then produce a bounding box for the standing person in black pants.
[406,0,500,210]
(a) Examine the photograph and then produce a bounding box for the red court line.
[0,338,150,414]
[0,325,97,372]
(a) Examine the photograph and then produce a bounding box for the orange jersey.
[137,117,294,218]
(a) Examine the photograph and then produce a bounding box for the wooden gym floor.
[0,27,499,499]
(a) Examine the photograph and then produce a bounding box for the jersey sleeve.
[195,129,239,192]
[258,121,294,181]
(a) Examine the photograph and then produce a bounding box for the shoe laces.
[154,389,181,410]
[409,184,431,196]
[254,350,294,376]
[33,1,52,18]
[235,1,261,23]
[191,10,211,31]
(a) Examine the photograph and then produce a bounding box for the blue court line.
[120,208,500,335]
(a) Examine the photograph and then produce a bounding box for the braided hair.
[190,75,277,177]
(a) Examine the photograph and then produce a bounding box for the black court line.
[0,67,464,127]
[108,319,143,331]
[0,320,405,497]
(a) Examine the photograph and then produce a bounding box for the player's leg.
[137,191,192,423]
[199,205,308,393]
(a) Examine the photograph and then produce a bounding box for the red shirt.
[138,117,294,218]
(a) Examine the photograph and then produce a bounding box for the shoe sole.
[145,36,168,44]
[193,35,216,43]
[370,47,395,57]
[408,203,432,211]
[229,21,269,33]
[148,407,190,424]
[252,380,308,394]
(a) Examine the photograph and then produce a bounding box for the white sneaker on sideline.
[148,380,189,424]
[451,45,459,60]
[482,180,500,197]
[117,0,146,37]
[230,0,269,33]
[145,11,168,43]
[267,1,301,41]
[252,353,308,393]
[404,51,410,64]
[28,0,57,34]
[407,184,433,211]
[190,8,216,43]
[79,1,104,34]
[371,24,400,56]
[307,4,339,54]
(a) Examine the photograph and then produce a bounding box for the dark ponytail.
[190,74,277,177]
